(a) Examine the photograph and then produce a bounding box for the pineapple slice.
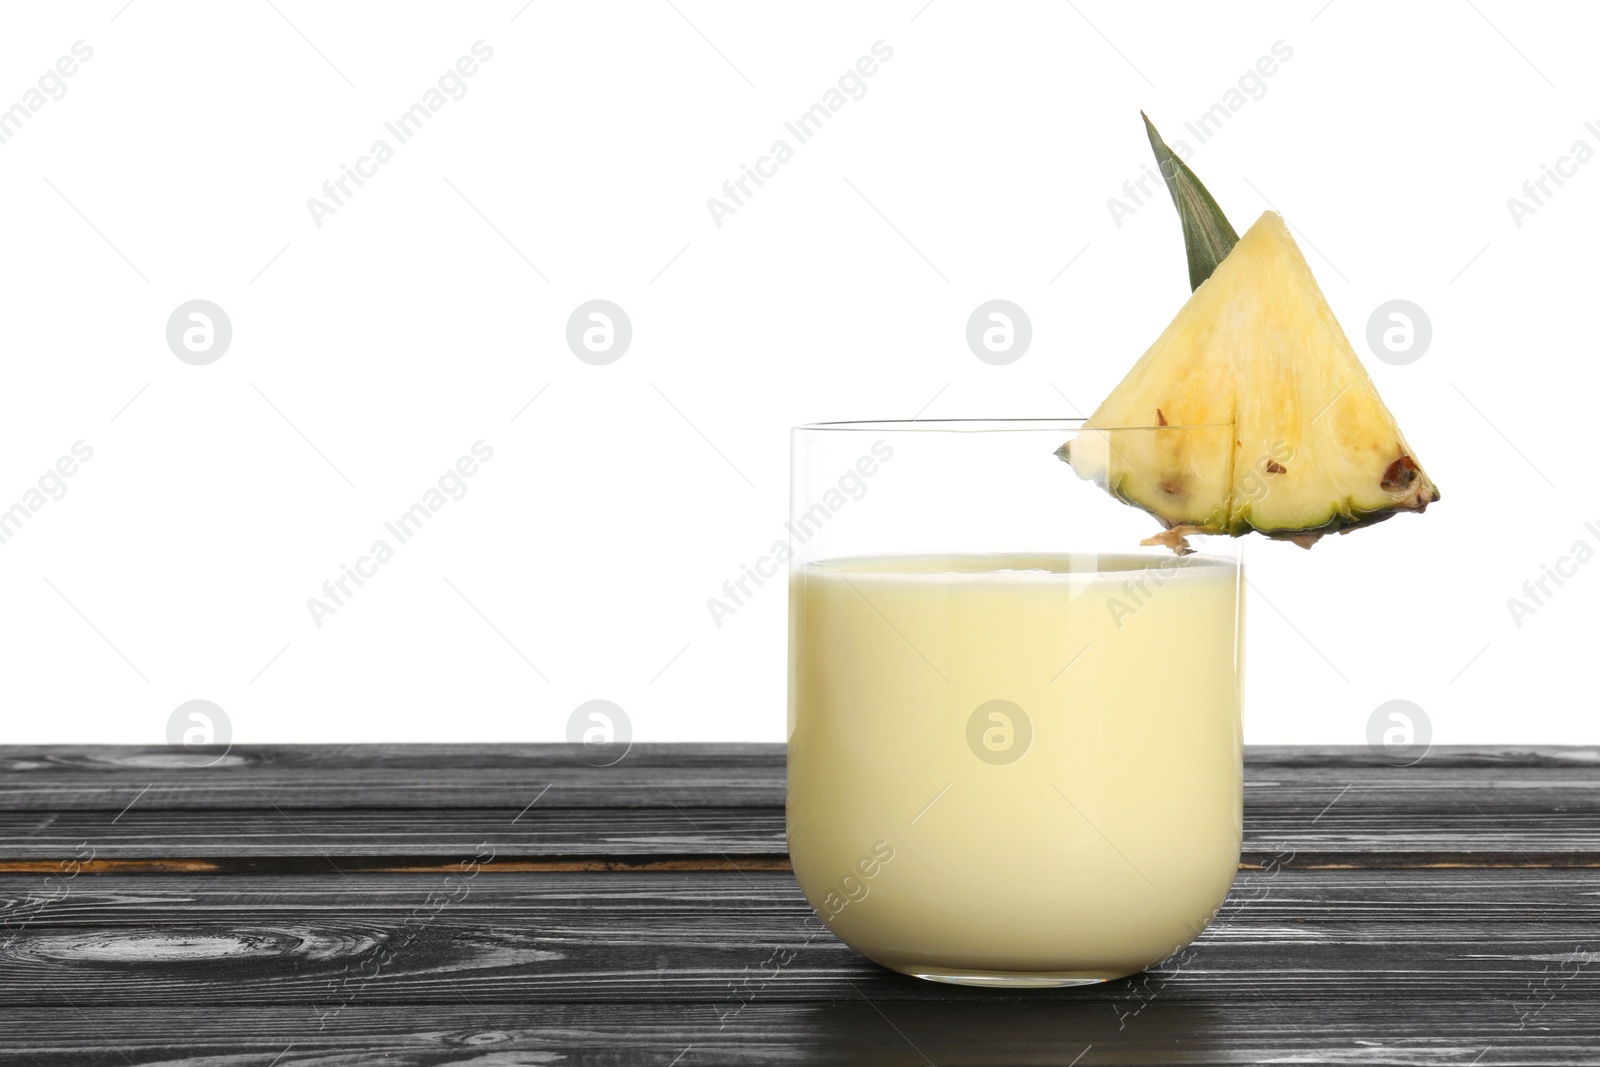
[1063,210,1439,550]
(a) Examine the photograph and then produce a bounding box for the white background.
[0,1,1593,746]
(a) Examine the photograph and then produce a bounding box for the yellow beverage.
[787,551,1243,985]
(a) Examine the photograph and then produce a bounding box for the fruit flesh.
[1064,211,1439,548]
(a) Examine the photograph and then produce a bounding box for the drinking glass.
[787,419,1244,987]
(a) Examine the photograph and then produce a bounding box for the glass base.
[904,966,1118,989]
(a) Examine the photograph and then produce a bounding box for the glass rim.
[793,417,1232,433]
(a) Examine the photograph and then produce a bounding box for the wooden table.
[2,744,1597,1064]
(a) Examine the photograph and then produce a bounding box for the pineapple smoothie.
[787,551,1243,984]
[784,113,1440,987]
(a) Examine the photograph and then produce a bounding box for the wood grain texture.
[3,869,1600,1006]
[5,745,1600,866]
[7,1000,1600,1066]
[5,869,1600,1061]
[5,743,1596,810]
[0,743,786,810]
[1,744,1598,1063]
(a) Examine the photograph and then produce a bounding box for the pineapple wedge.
[1063,210,1440,550]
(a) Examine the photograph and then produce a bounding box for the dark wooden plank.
[8,999,1600,1066]
[0,743,786,810]
[1248,747,1600,769]
[5,743,1598,811]
[13,867,1600,925]
[4,869,1600,1008]
[0,807,787,862]
[5,745,1600,1061]
[4,745,1600,866]
[5,870,1600,1062]
[10,805,1600,866]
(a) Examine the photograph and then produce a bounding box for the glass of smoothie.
[787,419,1244,987]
